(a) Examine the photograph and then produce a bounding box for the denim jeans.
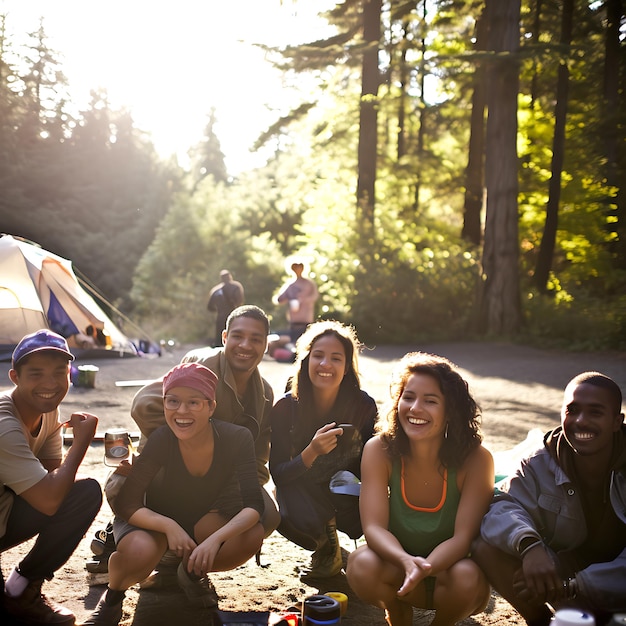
[0,477,102,583]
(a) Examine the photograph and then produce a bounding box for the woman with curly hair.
[270,320,377,579]
[346,352,493,626]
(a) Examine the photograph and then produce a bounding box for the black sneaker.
[176,562,218,608]
[81,593,123,626]
[2,579,75,625]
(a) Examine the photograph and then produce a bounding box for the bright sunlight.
[2,0,335,173]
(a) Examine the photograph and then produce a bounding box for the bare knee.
[436,559,490,612]
[113,530,166,572]
[346,547,382,596]
[347,546,402,607]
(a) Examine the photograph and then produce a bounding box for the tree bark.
[603,0,625,263]
[480,0,522,335]
[462,7,489,246]
[533,0,574,292]
[356,0,382,225]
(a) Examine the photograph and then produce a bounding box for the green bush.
[520,289,626,351]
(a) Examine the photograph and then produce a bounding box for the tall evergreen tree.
[533,0,574,292]
[462,5,488,246]
[188,107,228,190]
[480,0,522,335]
[356,0,382,223]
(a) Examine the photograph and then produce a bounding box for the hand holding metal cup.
[104,429,133,466]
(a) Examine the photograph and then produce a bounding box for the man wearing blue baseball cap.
[0,329,102,625]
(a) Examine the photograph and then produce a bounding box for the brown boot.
[300,522,343,579]
[3,579,75,625]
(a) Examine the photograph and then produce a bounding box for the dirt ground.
[1,340,625,625]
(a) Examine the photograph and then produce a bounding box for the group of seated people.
[1,307,624,626]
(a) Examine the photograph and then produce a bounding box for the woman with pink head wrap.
[84,362,264,625]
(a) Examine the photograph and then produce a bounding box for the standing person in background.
[0,330,102,625]
[270,320,377,580]
[472,372,626,626]
[346,352,493,626]
[207,270,244,347]
[274,260,319,343]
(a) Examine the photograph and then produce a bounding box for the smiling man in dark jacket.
[472,371,626,626]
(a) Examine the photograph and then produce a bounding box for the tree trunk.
[356,0,382,225]
[413,0,427,213]
[533,0,574,292]
[462,7,489,246]
[397,20,408,160]
[480,0,522,335]
[603,0,625,263]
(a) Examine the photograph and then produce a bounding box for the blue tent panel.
[47,291,79,338]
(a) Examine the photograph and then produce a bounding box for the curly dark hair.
[376,352,483,469]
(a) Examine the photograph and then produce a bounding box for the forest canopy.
[1,1,624,351]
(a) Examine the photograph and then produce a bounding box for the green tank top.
[388,458,460,557]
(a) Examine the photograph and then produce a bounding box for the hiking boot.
[176,562,218,608]
[81,592,123,626]
[2,579,75,625]
[300,548,343,580]
[300,523,343,580]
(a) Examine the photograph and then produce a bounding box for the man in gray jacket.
[472,371,626,626]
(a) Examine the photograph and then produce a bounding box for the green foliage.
[522,285,626,351]
[347,195,481,343]
[188,108,228,187]
[130,174,292,342]
[0,18,176,312]
[2,2,624,351]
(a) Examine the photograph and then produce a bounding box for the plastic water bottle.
[302,595,340,625]
[551,609,595,626]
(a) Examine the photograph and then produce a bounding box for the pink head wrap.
[162,362,218,401]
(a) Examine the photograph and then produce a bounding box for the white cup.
[552,609,595,626]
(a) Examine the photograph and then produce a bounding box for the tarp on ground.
[0,234,138,360]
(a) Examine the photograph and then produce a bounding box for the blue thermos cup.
[302,595,340,625]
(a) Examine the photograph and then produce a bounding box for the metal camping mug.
[104,429,131,466]
[551,609,595,626]
[302,595,340,625]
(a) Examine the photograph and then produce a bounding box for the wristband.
[519,539,543,559]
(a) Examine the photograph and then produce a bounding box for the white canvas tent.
[0,235,137,359]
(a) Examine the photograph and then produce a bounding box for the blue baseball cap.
[12,329,75,368]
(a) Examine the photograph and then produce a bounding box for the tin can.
[104,429,131,466]
[551,609,595,626]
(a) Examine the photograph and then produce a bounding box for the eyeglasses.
[163,395,208,412]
